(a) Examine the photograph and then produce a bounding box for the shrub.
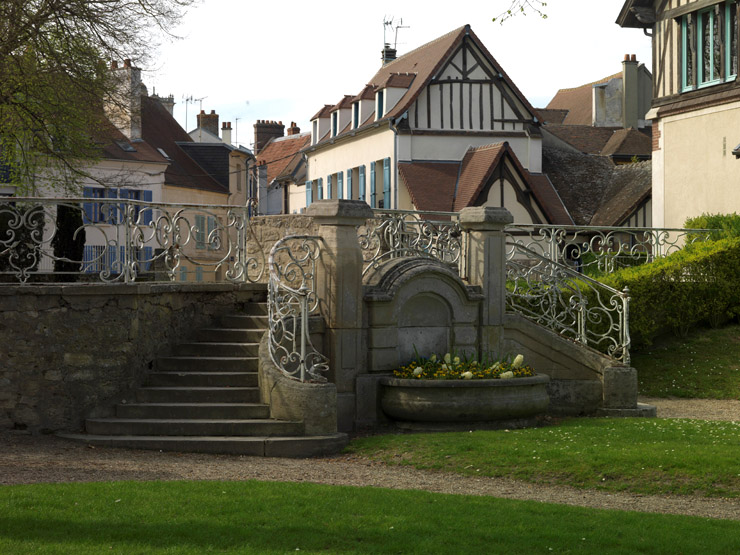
[685,213,740,241]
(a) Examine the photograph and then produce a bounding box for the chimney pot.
[111,60,118,69]
[631,54,637,62]
[624,54,630,61]
[123,58,131,68]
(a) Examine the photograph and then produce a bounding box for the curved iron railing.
[506,241,631,364]
[359,209,464,276]
[0,197,264,284]
[267,235,328,382]
[505,224,714,276]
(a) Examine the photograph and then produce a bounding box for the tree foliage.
[0,0,195,193]
[492,1,548,24]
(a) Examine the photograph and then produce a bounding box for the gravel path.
[2,397,739,521]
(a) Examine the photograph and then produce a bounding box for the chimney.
[153,93,175,116]
[222,121,232,145]
[381,43,397,66]
[197,109,219,137]
[622,54,639,129]
[106,59,142,140]
[253,120,285,153]
[286,122,301,136]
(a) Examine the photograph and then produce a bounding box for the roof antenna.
[383,16,409,50]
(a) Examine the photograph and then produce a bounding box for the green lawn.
[1,480,738,554]
[632,323,740,398]
[347,418,740,497]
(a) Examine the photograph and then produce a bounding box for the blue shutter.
[195,214,205,249]
[141,190,153,225]
[318,178,324,200]
[346,170,352,200]
[118,189,129,224]
[195,266,203,282]
[370,161,376,208]
[359,166,366,202]
[180,265,188,282]
[337,172,344,199]
[82,187,95,223]
[306,180,313,206]
[105,188,118,224]
[326,175,333,199]
[383,157,391,210]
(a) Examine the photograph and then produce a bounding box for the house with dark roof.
[298,25,572,225]
[618,0,740,229]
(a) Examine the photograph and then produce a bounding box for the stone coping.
[379,374,550,388]
[0,282,266,296]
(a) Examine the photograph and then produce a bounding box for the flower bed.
[380,353,549,427]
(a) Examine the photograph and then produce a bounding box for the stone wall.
[246,215,319,283]
[0,283,265,433]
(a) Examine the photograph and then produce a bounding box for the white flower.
[461,371,474,379]
[444,353,452,365]
[453,356,461,365]
[511,354,524,369]
[413,367,423,377]
[500,371,515,379]
[429,354,437,363]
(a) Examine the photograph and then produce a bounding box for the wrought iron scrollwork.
[268,235,328,382]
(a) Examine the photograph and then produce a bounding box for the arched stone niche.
[364,257,484,372]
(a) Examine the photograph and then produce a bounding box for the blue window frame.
[359,166,366,202]
[326,175,333,199]
[337,172,344,200]
[346,170,352,200]
[370,161,376,208]
[382,157,391,210]
[306,180,313,206]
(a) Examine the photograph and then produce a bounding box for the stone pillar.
[306,199,373,431]
[459,206,513,356]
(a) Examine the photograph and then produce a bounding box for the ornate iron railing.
[267,235,328,382]
[505,224,715,276]
[0,197,264,284]
[506,241,631,364]
[359,209,465,276]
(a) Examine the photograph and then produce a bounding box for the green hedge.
[685,213,740,241]
[600,237,740,347]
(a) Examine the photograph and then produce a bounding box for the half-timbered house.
[300,25,572,224]
[618,0,740,228]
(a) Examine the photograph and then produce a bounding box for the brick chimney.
[106,59,142,140]
[286,122,301,136]
[197,110,219,137]
[253,120,285,153]
[381,43,397,66]
[622,54,639,129]
[222,121,232,145]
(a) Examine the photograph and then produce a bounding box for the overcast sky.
[146,0,650,148]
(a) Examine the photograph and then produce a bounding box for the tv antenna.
[383,16,409,50]
[182,95,207,132]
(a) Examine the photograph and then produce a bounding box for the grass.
[632,323,740,398]
[1,480,739,554]
[347,418,740,498]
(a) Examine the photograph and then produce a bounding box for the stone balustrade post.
[459,206,513,357]
[306,199,373,431]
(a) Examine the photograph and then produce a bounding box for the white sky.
[146,0,651,149]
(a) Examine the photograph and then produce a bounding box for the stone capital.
[459,207,513,231]
[306,199,374,226]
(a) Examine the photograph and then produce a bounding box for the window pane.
[732,4,738,75]
[714,7,722,79]
[685,15,695,88]
[702,11,712,82]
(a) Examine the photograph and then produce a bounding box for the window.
[83,187,152,225]
[681,2,738,91]
[352,102,360,128]
[195,214,218,250]
[331,112,338,137]
[376,90,385,119]
[236,164,242,192]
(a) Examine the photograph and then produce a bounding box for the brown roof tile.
[590,161,652,226]
[546,72,620,125]
[544,124,620,155]
[537,108,569,125]
[398,161,459,212]
[453,143,506,211]
[600,128,651,159]
[256,132,311,185]
[93,118,166,164]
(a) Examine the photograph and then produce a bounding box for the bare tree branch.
[492,1,548,24]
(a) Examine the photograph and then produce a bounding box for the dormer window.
[312,120,318,144]
[376,89,385,120]
[331,112,338,137]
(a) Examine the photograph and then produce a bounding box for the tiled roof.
[543,146,652,226]
[537,109,569,125]
[256,132,311,185]
[544,125,622,155]
[590,160,652,226]
[332,96,354,111]
[400,142,572,224]
[309,24,539,148]
[398,161,459,212]
[140,96,226,193]
[311,105,334,120]
[600,128,651,159]
[93,117,165,164]
[177,143,230,189]
[546,72,620,125]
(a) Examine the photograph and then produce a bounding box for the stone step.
[57,433,349,458]
[85,418,304,437]
[173,342,260,357]
[155,356,258,372]
[243,302,268,316]
[147,372,258,388]
[219,314,268,330]
[116,402,270,420]
[196,328,264,343]
[136,387,260,404]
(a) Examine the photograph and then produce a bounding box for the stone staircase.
[60,301,347,457]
